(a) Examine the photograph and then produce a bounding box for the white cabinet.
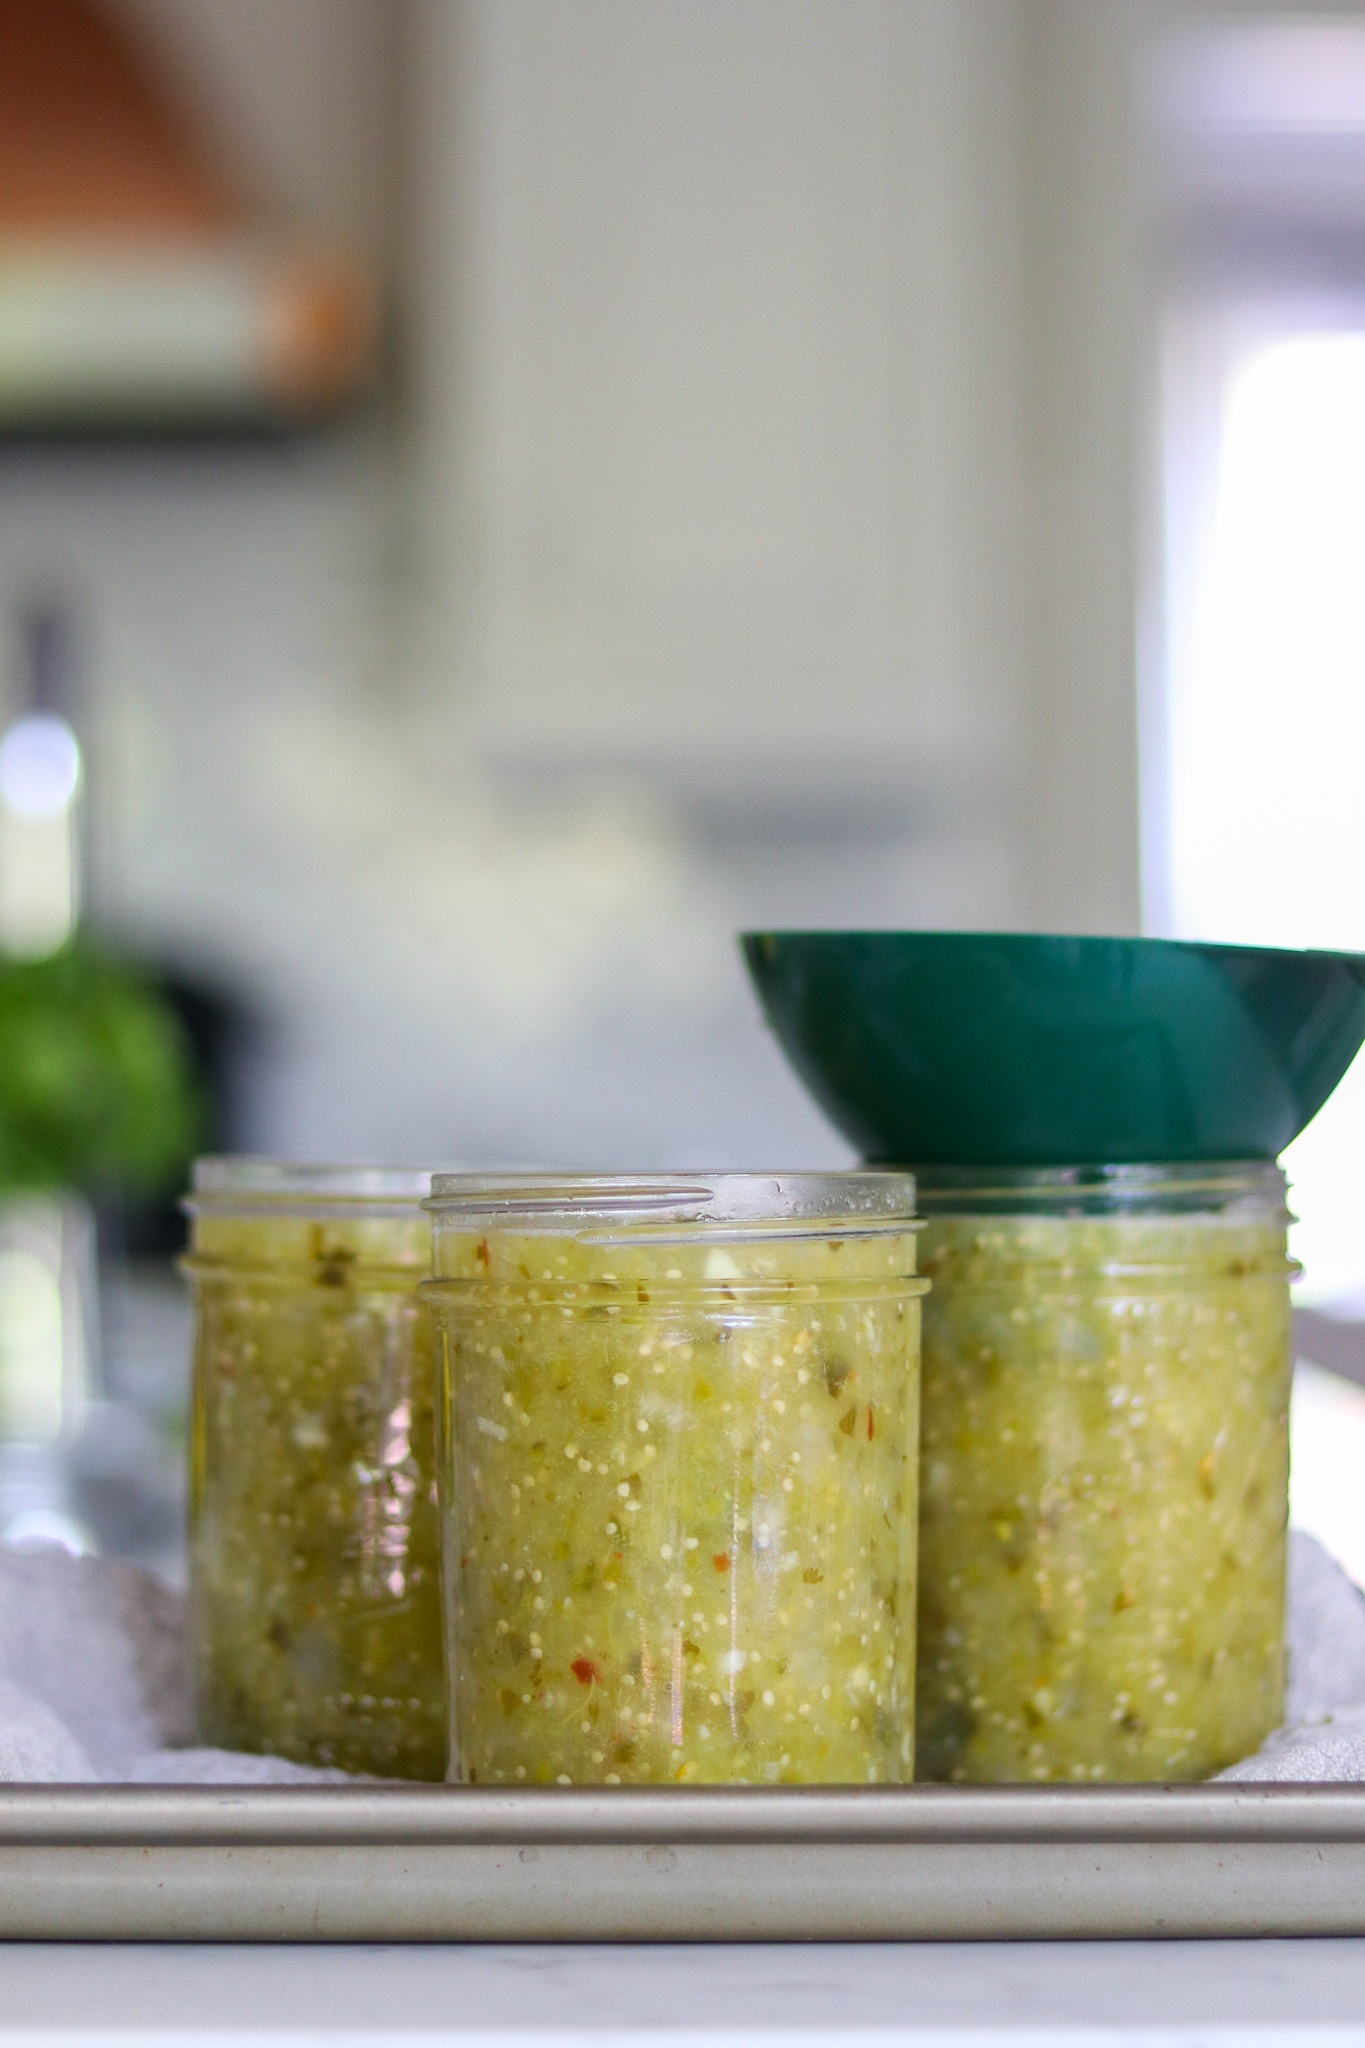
[411,0,1027,820]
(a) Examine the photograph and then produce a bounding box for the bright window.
[1163,322,1365,1305]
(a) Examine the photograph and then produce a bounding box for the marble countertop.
[3,1938,1365,2042]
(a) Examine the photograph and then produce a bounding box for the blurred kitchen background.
[4,0,1365,1580]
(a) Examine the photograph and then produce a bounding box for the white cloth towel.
[0,1545,350,1782]
[0,1532,1363,1782]
[1219,1529,1365,1781]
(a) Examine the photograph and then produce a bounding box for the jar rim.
[186,1155,437,1215]
[424,1169,917,1238]
[914,1159,1287,1216]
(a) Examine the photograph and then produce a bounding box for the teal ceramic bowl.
[741,931,1365,1166]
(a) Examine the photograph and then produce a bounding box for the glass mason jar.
[184,1159,444,1779]
[914,1162,1295,1785]
[423,1171,926,1787]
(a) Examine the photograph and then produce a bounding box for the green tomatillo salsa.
[914,1165,1294,1785]
[185,1162,444,1779]
[424,1174,926,1786]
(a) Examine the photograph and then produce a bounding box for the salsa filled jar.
[423,1172,926,1786]
[184,1159,444,1778]
[915,1162,1295,1785]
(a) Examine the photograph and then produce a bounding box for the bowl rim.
[740,929,1365,968]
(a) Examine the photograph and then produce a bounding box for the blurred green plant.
[0,944,204,1194]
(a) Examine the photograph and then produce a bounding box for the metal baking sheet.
[3,1783,1365,1942]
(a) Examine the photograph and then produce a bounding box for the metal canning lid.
[185,1156,436,1221]
[423,1169,918,1244]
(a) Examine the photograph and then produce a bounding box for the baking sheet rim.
[5,1779,1365,1841]
[5,1783,1365,1944]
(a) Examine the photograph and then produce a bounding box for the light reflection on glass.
[0,1248,64,1445]
[0,712,81,959]
[359,1391,417,1603]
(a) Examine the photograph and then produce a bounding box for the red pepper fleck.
[475,1237,490,1268]
[867,1404,876,1441]
[713,1552,730,1572]
[570,1657,601,1686]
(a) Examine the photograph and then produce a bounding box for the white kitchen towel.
[1219,1529,1365,1781]
[118,1745,355,1784]
[0,1545,192,1773]
[0,1530,1362,1783]
[0,1543,349,1783]
[0,1677,95,1781]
